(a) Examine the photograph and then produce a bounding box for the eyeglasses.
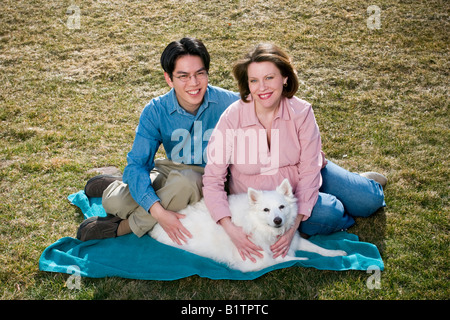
[173,70,208,82]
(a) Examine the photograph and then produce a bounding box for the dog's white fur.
[150,179,346,272]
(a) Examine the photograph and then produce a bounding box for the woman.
[202,44,385,263]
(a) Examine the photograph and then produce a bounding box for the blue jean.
[299,160,386,236]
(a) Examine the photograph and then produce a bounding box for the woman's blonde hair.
[232,43,299,102]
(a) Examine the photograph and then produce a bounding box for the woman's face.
[247,61,288,111]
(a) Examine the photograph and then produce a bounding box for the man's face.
[164,55,208,114]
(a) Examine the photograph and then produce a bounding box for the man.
[76,38,239,244]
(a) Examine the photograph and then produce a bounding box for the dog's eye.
[263,208,270,212]
[279,205,285,210]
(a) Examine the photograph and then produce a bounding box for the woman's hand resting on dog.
[219,217,263,263]
[271,214,303,258]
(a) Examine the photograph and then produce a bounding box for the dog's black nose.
[273,217,282,226]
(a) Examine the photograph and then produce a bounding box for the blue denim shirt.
[123,85,239,212]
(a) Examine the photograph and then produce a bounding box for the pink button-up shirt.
[203,95,323,223]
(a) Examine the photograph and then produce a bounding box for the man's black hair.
[160,37,210,79]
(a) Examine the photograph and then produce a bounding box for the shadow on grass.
[350,207,387,255]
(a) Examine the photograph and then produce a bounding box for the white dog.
[150,179,346,272]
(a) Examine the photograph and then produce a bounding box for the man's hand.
[149,202,192,245]
[219,217,263,263]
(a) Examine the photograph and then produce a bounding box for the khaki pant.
[102,159,204,237]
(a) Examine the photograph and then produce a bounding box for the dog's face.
[247,179,296,230]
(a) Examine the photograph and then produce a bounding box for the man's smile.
[187,89,201,96]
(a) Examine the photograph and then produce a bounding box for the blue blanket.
[38,191,384,280]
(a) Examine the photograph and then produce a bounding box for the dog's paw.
[294,257,309,261]
[334,250,347,257]
[325,249,347,257]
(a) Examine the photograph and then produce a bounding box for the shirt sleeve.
[123,103,162,212]
[202,110,234,223]
[295,103,322,220]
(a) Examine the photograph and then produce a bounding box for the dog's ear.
[248,188,262,204]
[277,179,293,197]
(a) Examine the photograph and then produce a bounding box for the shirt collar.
[241,95,291,127]
[168,85,216,116]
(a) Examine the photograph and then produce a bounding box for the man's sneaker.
[76,215,122,241]
[84,174,122,198]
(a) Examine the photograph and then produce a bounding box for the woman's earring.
[283,82,288,87]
